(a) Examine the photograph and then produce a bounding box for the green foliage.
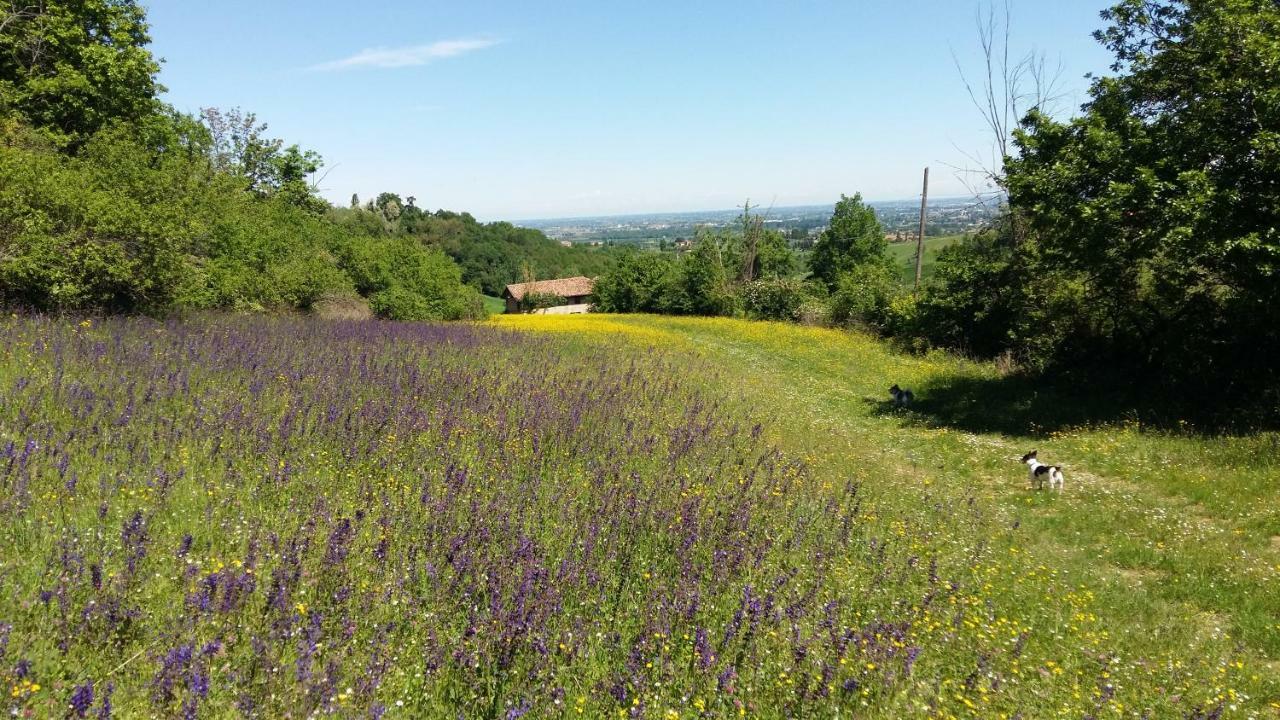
[368,286,433,321]
[753,226,797,279]
[591,250,677,313]
[995,0,1279,414]
[666,235,739,316]
[741,277,809,321]
[829,260,899,331]
[0,113,481,320]
[522,291,568,311]
[336,235,484,321]
[0,123,193,312]
[810,193,887,289]
[0,0,162,148]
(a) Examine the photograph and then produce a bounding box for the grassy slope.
[495,313,1280,715]
[886,235,963,285]
[482,295,506,315]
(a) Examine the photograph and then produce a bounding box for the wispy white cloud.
[310,38,500,71]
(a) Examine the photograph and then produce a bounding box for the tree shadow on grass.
[870,370,1240,438]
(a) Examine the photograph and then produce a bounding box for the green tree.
[669,235,737,316]
[592,250,675,313]
[754,228,796,279]
[0,0,162,148]
[199,107,324,211]
[1004,0,1280,405]
[810,193,886,289]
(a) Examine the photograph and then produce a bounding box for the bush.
[829,262,898,330]
[333,236,486,321]
[665,238,738,317]
[267,250,353,309]
[0,125,193,313]
[369,287,433,321]
[795,298,832,326]
[523,291,568,311]
[593,251,676,313]
[741,277,808,321]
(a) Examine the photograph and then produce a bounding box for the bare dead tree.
[949,1,1065,206]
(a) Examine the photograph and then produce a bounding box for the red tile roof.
[503,276,595,301]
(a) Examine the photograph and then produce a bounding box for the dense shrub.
[741,277,808,321]
[265,250,354,309]
[368,287,434,321]
[592,250,677,313]
[829,262,899,330]
[523,291,568,311]
[0,119,484,320]
[661,237,740,316]
[0,125,193,312]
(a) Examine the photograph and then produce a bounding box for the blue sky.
[145,1,1114,220]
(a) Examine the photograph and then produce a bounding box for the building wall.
[505,294,592,314]
[532,303,591,315]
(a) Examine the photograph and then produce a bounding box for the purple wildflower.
[69,682,94,717]
[97,682,113,720]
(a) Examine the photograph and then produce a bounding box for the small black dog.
[889,384,914,407]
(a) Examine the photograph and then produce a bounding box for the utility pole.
[913,167,929,290]
[739,199,760,283]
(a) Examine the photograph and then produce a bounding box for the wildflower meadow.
[0,313,1276,718]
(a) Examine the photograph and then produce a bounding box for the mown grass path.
[496,313,1280,717]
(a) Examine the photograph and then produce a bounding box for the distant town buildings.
[517,198,1003,248]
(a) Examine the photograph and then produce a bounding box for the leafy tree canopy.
[809,193,887,289]
[1005,0,1280,390]
[0,0,162,147]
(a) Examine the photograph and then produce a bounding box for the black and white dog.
[889,384,914,407]
[1021,450,1064,491]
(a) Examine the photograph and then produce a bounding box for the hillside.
[3,311,1276,716]
[495,313,1280,716]
[885,234,964,284]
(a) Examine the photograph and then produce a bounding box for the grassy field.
[495,313,1280,718]
[886,235,964,285]
[2,312,1276,718]
[482,294,507,315]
